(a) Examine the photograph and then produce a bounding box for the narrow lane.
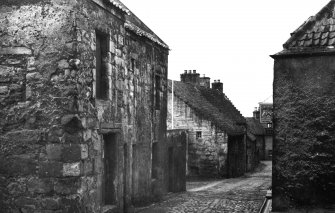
[136,161,272,213]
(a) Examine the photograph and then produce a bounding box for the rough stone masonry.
[0,0,169,212]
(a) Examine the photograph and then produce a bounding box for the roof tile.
[322,32,329,39]
[314,32,321,39]
[313,38,320,46]
[305,39,313,46]
[298,40,305,46]
[321,37,328,46]
[328,37,335,45]
[307,33,314,39]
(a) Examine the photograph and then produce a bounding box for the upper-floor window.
[131,58,135,71]
[196,131,202,139]
[96,31,109,100]
[155,75,161,109]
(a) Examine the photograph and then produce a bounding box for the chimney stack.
[212,79,223,93]
[253,107,260,120]
[199,73,210,88]
[181,69,200,85]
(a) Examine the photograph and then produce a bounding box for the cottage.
[0,0,171,212]
[271,0,335,210]
[167,71,248,178]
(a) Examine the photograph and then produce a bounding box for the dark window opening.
[155,75,161,110]
[152,142,158,179]
[96,31,109,100]
[196,131,202,139]
[131,58,135,71]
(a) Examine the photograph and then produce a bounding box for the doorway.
[103,133,118,205]
[168,147,174,192]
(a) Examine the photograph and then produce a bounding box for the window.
[131,58,135,71]
[196,131,202,139]
[96,31,109,99]
[155,75,161,109]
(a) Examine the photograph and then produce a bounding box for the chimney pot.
[184,70,187,74]
[188,70,192,74]
[193,70,196,74]
[218,79,220,83]
[214,80,217,83]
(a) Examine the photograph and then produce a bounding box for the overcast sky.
[121,0,330,117]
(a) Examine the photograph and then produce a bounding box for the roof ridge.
[172,81,245,135]
[110,0,169,49]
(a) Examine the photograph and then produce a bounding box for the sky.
[121,0,330,117]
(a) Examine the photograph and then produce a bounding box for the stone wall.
[273,55,335,210]
[246,138,258,172]
[0,0,169,212]
[167,92,228,178]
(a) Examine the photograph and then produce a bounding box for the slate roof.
[169,81,246,135]
[274,0,335,57]
[246,117,265,136]
[108,0,169,49]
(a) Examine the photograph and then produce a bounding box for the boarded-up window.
[96,31,109,100]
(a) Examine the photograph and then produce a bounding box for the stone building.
[245,118,264,171]
[271,0,335,210]
[251,102,273,160]
[167,70,247,178]
[0,0,172,212]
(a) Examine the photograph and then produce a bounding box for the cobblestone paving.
[136,161,272,213]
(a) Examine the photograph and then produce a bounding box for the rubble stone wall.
[167,93,228,178]
[0,0,169,212]
[273,55,335,210]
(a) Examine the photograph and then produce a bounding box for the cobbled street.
[136,161,272,213]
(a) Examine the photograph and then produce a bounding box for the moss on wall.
[273,56,335,210]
